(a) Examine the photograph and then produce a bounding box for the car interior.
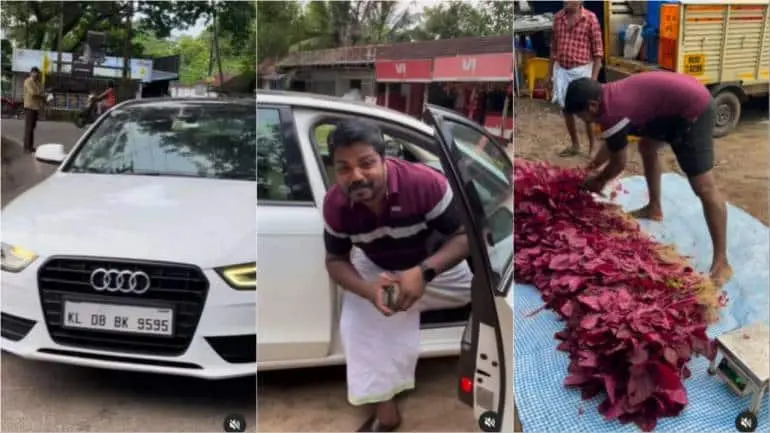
[311,120,472,328]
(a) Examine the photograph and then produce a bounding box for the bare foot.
[629,204,664,221]
[559,147,579,157]
[709,262,733,287]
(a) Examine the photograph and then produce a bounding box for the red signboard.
[484,114,514,140]
[433,53,513,82]
[375,59,433,82]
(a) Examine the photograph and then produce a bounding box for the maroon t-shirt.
[597,71,712,140]
[323,158,461,271]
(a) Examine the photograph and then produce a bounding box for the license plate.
[62,301,174,336]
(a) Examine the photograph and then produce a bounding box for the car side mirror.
[35,143,67,165]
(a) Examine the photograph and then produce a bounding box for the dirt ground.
[512,97,768,433]
[514,97,770,224]
[258,358,477,432]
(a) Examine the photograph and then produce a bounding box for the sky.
[170,17,208,38]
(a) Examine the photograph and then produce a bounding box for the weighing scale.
[707,322,769,416]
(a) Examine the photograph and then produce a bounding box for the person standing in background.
[343,80,364,101]
[22,67,45,153]
[547,0,603,157]
[96,81,117,114]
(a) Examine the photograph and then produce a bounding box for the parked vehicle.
[1,97,257,379]
[1,96,23,119]
[257,90,513,431]
[603,0,769,137]
[73,93,98,128]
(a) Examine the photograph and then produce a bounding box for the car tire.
[712,90,741,138]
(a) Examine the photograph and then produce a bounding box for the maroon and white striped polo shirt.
[323,158,462,271]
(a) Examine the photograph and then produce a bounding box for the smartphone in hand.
[382,284,400,312]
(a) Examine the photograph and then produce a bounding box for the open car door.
[422,105,514,432]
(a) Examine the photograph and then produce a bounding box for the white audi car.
[1,98,257,379]
[257,91,513,431]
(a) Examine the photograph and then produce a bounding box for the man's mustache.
[348,181,374,191]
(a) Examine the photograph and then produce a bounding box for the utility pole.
[57,1,64,74]
[122,0,133,101]
[213,3,224,90]
[25,2,30,48]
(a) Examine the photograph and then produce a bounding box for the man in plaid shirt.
[547,1,604,157]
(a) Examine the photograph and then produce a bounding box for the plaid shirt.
[551,7,604,70]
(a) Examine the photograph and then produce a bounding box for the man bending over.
[563,72,732,286]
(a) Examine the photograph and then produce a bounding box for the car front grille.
[38,257,209,356]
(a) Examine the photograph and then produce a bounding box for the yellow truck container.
[603,0,769,137]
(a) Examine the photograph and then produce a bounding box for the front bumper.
[1,258,256,379]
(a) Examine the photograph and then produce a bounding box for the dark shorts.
[636,102,715,177]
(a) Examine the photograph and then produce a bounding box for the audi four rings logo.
[89,268,151,294]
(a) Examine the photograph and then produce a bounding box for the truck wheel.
[712,90,741,138]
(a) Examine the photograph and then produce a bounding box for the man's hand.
[393,266,427,312]
[367,273,399,316]
[582,174,608,195]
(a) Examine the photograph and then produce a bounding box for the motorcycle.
[74,93,98,129]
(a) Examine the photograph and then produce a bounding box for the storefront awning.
[375,59,433,83]
[432,53,513,82]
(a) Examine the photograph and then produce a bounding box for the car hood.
[1,173,255,268]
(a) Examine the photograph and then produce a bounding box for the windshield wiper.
[67,167,111,174]
[124,170,203,178]
[224,173,256,181]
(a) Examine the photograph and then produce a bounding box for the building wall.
[291,68,376,97]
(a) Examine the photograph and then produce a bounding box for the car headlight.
[1,242,38,273]
[216,262,256,290]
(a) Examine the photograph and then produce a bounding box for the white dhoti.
[340,248,473,405]
[551,62,594,109]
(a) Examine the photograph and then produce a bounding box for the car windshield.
[64,101,256,181]
[445,120,513,293]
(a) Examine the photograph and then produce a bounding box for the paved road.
[1,120,84,205]
[1,119,257,432]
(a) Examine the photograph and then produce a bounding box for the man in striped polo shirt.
[323,119,473,432]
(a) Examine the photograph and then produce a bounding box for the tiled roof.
[276,35,512,68]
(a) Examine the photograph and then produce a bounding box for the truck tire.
[712,90,741,138]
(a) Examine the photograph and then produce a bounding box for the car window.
[446,120,513,290]
[64,101,256,181]
[257,108,314,203]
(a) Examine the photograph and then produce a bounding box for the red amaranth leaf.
[513,160,722,430]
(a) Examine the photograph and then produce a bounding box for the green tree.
[137,29,248,86]
[1,1,255,56]
[286,1,418,53]
[412,0,512,40]
[256,0,304,62]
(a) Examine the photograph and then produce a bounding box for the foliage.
[135,29,250,86]
[256,0,513,64]
[1,1,256,84]
[415,0,513,40]
[513,160,722,431]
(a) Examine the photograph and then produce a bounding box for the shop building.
[274,35,513,139]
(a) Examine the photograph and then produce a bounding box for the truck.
[604,0,769,137]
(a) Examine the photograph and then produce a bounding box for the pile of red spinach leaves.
[513,160,725,431]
